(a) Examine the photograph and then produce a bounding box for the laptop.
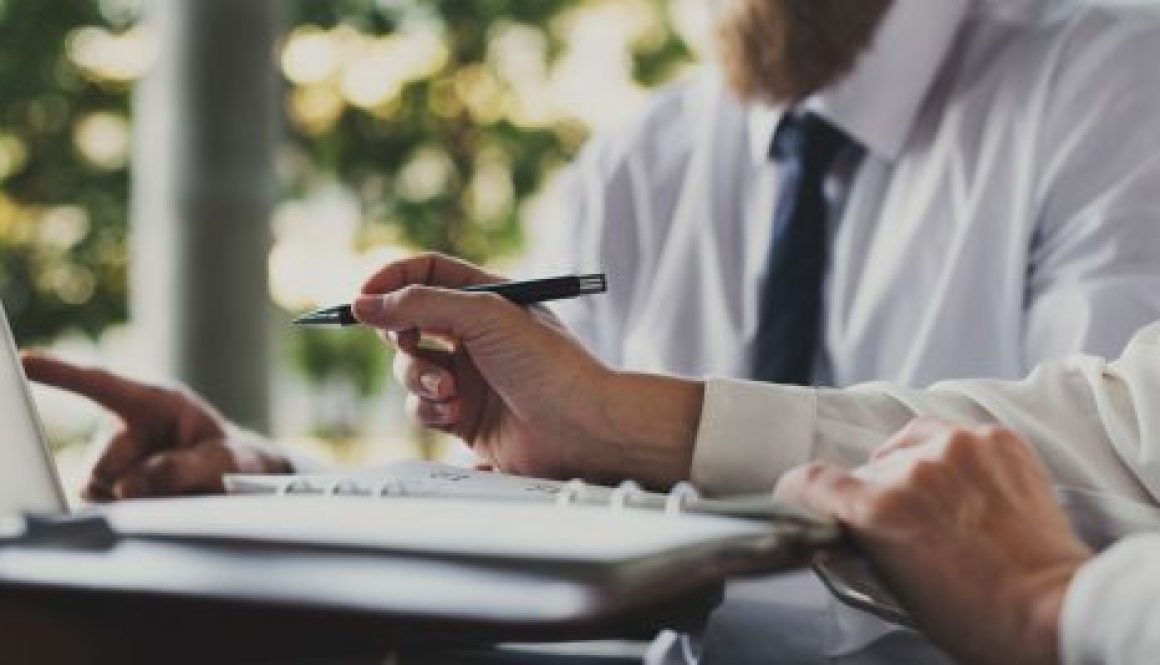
[0,304,69,516]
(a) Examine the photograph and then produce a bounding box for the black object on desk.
[0,495,834,664]
[0,537,715,663]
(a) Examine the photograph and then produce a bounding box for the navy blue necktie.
[752,112,853,385]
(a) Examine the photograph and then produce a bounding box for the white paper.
[225,459,620,504]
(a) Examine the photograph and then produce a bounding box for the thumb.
[114,445,231,498]
[774,462,871,526]
[354,286,522,342]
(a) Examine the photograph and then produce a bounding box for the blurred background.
[0,0,711,497]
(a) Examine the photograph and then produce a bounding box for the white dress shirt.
[527,0,1160,661]
[536,0,1160,391]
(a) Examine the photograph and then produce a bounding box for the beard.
[715,0,895,105]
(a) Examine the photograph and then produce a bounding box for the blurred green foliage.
[280,0,692,405]
[292,326,389,399]
[0,0,692,424]
[0,0,133,344]
[288,0,574,263]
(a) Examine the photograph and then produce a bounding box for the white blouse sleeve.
[692,322,1160,504]
[1061,533,1160,665]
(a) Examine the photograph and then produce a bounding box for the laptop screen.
[0,306,68,516]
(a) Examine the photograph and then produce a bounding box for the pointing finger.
[22,354,153,424]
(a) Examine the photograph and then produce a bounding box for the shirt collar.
[747,0,971,165]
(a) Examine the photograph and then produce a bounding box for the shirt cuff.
[690,378,818,495]
[1060,534,1160,665]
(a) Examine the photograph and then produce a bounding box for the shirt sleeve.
[518,77,705,367]
[1024,15,1160,366]
[517,142,635,367]
[692,322,1160,501]
[1061,533,1160,665]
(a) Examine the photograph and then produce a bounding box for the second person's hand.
[774,420,1092,665]
[22,355,292,500]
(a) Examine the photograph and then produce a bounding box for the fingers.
[112,445,231,499]
[775,461,872,525]
[395,341,488,442]
[83,477,115,503]
[361,253,505,295]
[870,417,954,461]
[406,394,461,430]
[393,343,462,431]
[84,430,151,502]
[22,353,152,422]
[354,285,519,341]
[871,420,1045,486]
[393,328,422,354]
[394,347,457,401]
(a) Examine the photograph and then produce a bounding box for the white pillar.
[131,0,280,432]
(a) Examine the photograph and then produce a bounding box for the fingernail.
[420,372,441,397]
[353,295,385,323]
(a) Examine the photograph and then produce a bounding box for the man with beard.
[513,1,1160,658]
[24,0,1160,663]
[533,0,1160,391]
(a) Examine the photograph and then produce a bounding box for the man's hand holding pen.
[354,253,704,489]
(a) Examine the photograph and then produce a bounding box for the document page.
[225,459,620,504]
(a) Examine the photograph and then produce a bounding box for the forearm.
[577,371,704,490]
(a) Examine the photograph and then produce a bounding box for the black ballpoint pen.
[292,273,608,327]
